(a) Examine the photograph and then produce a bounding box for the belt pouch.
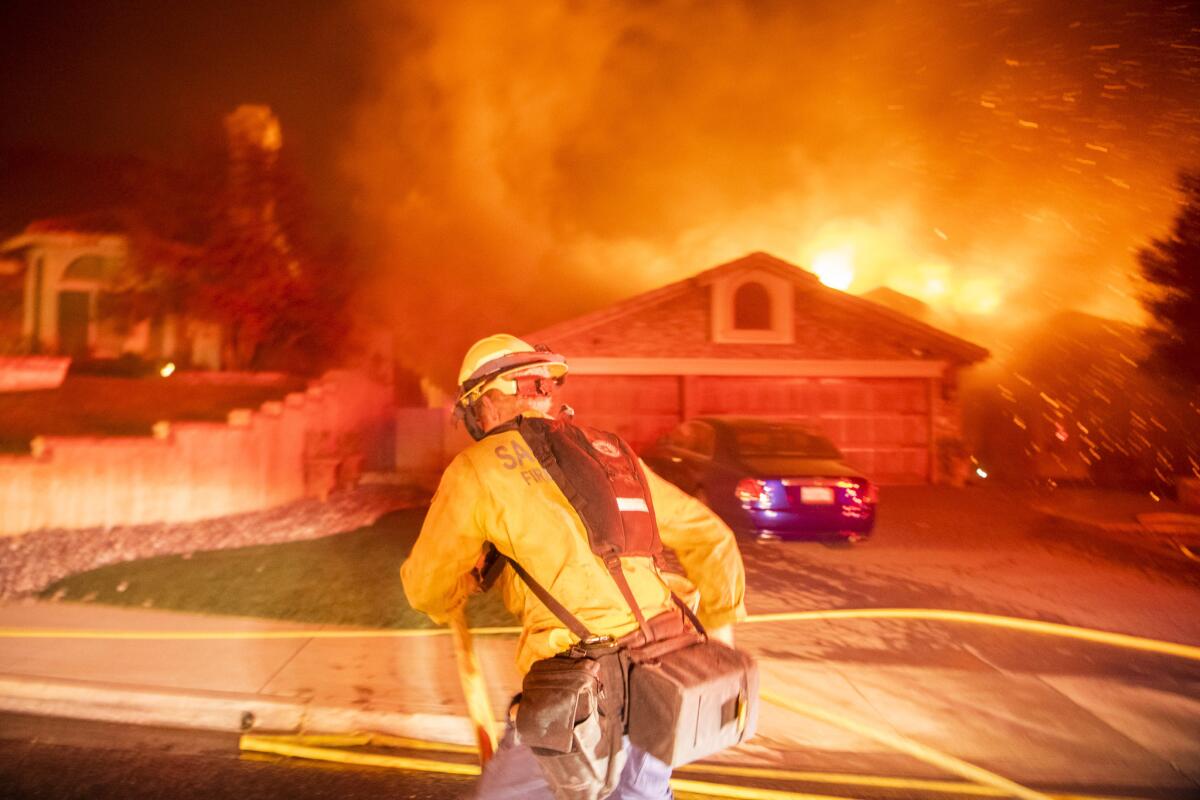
[516,655,603,753]
[516,652,626,800]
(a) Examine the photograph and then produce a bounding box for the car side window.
[670,421,714,459]
[667,424,696,450]
[691,423,715,458]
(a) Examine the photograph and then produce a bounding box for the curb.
[1035,508,1200,571]
[0,673,479,744]
[1032,507,1144,535]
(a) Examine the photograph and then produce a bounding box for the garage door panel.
[839,448,875,476]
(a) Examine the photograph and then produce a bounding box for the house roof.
[0,221,128,255]
[526,251,989,365]
[860,286,933,322]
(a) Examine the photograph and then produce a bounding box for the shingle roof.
[526,251,989,364]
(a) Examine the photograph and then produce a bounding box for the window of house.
[709,268,795,344]
[733,281,771,330]
[62,255,115,282]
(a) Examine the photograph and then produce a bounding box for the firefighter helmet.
[455,334,568,439]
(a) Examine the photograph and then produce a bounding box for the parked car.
[642,416,877,542]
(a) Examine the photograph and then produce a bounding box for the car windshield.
[732,425,843,458]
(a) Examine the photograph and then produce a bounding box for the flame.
[953,279,1003,316]
[811,247,856,291]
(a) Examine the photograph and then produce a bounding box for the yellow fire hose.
[741,609,1200,662]
[6,609,1195,800]
[6,609,1198,663]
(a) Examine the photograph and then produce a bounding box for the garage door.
[559,375,682,451]
[694,376,931,483]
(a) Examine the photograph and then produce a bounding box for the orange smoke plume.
[343,0,1197,382]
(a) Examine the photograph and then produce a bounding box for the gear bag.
[504,415,758,773]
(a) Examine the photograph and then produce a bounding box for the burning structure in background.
[964,310,1200,491]
[343,0,1199,382]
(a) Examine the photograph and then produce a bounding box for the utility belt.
[506,557,758,799]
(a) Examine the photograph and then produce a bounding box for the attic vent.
[733,281,771,329]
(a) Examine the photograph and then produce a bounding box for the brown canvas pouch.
[516,655,603,753]
[516,649,627,800]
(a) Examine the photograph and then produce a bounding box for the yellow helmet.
[454,335,568,436]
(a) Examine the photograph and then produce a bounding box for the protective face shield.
[454,334,568,440]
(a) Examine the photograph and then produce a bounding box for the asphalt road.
[0,713,469,800]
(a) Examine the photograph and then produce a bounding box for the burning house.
[528,252,989,484]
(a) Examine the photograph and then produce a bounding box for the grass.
[0,374,305,453]
[39,507,517,629]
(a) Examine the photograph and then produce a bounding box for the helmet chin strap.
[454,401,488,441]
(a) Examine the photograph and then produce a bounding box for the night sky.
[2,1,1198,373]
[0,1,364,228]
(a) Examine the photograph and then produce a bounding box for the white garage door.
[560,374,932,483]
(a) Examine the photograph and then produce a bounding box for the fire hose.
[6,609,1196,799]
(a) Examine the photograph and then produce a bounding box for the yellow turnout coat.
[400,417,746,675]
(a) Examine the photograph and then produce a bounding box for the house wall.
[393,406,474,489]
[0,356,71,392]
[0,370,394,536]
[18,237,127,355]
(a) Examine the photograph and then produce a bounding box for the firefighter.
[401,334,746,800]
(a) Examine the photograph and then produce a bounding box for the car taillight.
[734,478,788,509]
[836,479,878,504]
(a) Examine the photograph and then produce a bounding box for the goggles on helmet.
[456,345,567,409]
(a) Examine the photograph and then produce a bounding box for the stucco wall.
[0,357,70,392]
[0,370,393,535]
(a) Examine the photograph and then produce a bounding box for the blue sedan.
[643,416,877,542]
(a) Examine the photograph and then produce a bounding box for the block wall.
[0,370,393,535]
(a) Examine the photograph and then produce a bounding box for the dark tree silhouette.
[1138,169,1200,384]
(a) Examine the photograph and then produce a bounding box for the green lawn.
[39,507,516,629]
[0,374,305,453]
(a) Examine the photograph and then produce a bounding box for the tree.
[183,107,357,373]
[1138,169,1200,384]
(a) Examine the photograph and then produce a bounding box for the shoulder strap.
[505,553,705,645]
[502,556,594,642]
[670,592,708,637]
[602,554,652,635]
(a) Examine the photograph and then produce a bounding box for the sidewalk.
[2,599,1198,794]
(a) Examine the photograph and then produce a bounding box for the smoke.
[343,0,1199,382]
